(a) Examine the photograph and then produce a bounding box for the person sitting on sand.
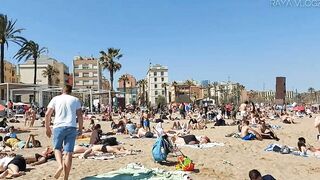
[111,120,126,134]
[89,124,102,145]
[73,144,132,159]
[297,137,320,156]
[249,169,275,180]
[171,134,210,145]
[0,153,26,178]
[214,114,227,126]
[280,112,295,124]
[125,120,137,135]
[241,121,263,141]
[25,146,55,166]
[315,116,320,140]
[136,124,154,138]
[258,120,279,141]
[0,118,8,132]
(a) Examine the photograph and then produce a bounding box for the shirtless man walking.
[45,85,83,180]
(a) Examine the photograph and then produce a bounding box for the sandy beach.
[5,114,320,180]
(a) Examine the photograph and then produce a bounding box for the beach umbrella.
[0,104,5,111]
[293,106,305,111]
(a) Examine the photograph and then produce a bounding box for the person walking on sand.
[45,85,83,180]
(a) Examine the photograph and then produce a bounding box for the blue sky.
[1,0,319,92]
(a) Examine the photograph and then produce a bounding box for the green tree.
[99,48,123,107]
[42,65,60,86]
[15,40,48,85]
[161,82,169,105]
[172,81,178,101]
[185,79,194,101]
[14,40,47,103]
[308,87,315,103]
[118,74,129,105]
[0,14,25,99]
[156,95,166,109]
[137,79,147,106]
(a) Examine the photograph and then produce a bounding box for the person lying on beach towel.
[241,120,262,141]
[0,153,26,178]
[73,144,132,159]
[4,134,41,150]
[297,137,320,156]
[24,146,55,166]
[171,134,210,145]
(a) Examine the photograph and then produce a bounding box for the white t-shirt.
[0,156,14,170]
[47,94,81,128]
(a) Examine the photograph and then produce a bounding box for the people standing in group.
[45,85,83,180]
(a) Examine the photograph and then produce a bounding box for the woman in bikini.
[171,134,210,145]
[73,144,132,159]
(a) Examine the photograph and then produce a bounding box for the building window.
[154,72,157,76]
[83,73,89,77]
[154,78,157,82]
[161,72,164,76]
[161,77,164,82]
[82,64,89,69]
[155,84,157,88]
[162,90,165,95]
[155,91,158,96]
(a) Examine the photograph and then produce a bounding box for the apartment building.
[18,55,69,86]
[73,56,101,90]
[4,60,19,83]
[146,64,169,106]
[117,74,138,105]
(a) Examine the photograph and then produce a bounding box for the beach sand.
[8,115,320,180]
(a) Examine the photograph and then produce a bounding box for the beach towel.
[225,132,241,138]
[86,153,116,160]
[82,163,190,180]
[179,142,224,149]
[264,144,309,157]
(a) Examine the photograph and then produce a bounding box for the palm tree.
[99,48,123,107]
[308,87,315,103]
[137,79,147,106]
[14,40,47,103]
[42,65,59,99]
[42,65,60,86]
[0,14,25,99]
[172,81,178,102]
[15,40,47,85]
[185,80,194,101]
[161,82,169,105]
[119,74,129,106]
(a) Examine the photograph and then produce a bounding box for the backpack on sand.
[152,136,172,162]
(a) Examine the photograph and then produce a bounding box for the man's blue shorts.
[53,126,77,152]
[242,133,256,141]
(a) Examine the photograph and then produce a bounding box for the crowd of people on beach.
[0,85,318,179]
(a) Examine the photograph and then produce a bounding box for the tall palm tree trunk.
[109,70,114,107]
[33,57,37,103]
[123,80,126,106]
[164,86,167,105]
[189,86,191,102]
[0,43,4,100]
[142,85,145,106]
